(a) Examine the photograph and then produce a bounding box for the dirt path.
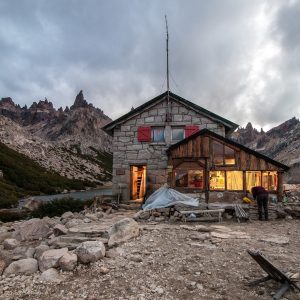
[1,219,300,300]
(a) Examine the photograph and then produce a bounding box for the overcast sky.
[1,0,300,130]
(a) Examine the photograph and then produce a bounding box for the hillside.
[0,91,113,184]
[231,117,300,183]
[0,142,96,208]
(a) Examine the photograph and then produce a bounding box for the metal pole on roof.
[165,15,171,122]
[165,15,169,96]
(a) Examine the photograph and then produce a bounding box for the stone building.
[103,91,288,203]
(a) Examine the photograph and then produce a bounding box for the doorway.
[130,165,147,201]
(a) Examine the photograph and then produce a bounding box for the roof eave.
[167,128,289,171]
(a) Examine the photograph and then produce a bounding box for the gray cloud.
[0,0,299,130]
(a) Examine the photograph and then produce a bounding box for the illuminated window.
[262,171,278,191]
[246,171,261,192]
[226,171,243,190]
[209,171,225,190]
[152,127,165,142]
[213,141,235,165]
[174,163,204,189]
[172,128,184,142]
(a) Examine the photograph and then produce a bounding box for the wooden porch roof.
[166,129,289,171]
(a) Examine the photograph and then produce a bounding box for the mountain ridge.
[0,91,113,184]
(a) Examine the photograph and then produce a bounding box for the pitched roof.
[102,91,239,135]
[167,128,289,171]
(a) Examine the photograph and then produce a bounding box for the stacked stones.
[247,204,278,220]
[0,211,140,280]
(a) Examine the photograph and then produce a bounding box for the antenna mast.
[165,15,169,96]
[165,15,171,122]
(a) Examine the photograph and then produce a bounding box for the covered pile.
[142,185,199,211]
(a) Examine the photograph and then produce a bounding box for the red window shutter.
[185,125,199,138]
[138,126,151,142]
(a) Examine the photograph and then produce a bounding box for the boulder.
[3,238,19,250]
[34,244,50,260]
[40,268,64,283]
[38,248,68,272]
[75,241,105,264]
[61,211,74,220]
[3,258,38,275]
[53,224,68,236]
[58,252,77,271]
[13,218,50,241]
[108,218,139,247]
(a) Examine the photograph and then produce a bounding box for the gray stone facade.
[112,96,226,201]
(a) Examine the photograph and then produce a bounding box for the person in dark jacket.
[251,186,269,221]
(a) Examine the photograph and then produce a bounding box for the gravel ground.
[1,218,300,300]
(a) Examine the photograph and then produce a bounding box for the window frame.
[171,127,185,142]
[173,162,205,190]
[151,127,165,143]
[212,140,236,166]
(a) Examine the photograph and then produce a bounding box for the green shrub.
[30,197,93,218]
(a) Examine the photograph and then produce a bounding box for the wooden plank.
[240,151,247,170]
[202,136,210,157]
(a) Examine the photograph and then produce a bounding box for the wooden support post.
[205,158,209,205]
[277,172,283,202]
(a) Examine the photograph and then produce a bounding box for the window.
[213,141,223,165]
[172,127,184,142]
[262,171,278,191]
[224,146,235,165]
[209,171,225,190]
[174,163,204,189]
[212,141,236,165]
[246,171,261,192]
[152,127,165,142]
[226,171,243,190]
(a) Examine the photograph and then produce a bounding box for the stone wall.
[112,96,226,201]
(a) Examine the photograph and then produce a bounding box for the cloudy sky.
[1,0,300,130]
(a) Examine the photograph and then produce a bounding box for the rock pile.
[0,209,139,281]
[282,188,300,218]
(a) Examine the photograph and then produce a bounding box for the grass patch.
[30,197,93,219]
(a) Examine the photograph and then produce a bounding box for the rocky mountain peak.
[1,97,15,106]
[30,98,54,111]
[267,117,299,138]
[71,90,89,109]
[245,122,253,130]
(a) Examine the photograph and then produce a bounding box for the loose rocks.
[75,241,105,264]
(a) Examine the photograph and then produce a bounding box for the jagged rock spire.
[71,90,89,109]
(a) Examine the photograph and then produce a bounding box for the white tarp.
[142,185,199,211]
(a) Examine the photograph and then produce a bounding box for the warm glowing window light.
[209,171,225,190]
[226,171,243,190]
[246,171,261,192]
[262,171,278,191]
